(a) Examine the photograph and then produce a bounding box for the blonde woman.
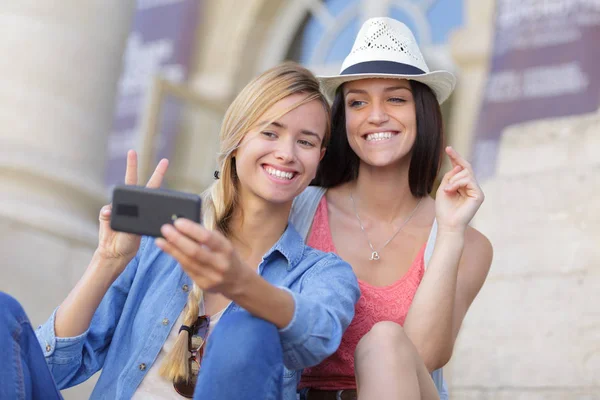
[27,62,360,400]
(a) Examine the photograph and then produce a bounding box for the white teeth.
[366,132,396,141]
[265,166,294,180]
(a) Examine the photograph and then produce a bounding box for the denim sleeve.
[34,237,148,389]
[277,255,360,370]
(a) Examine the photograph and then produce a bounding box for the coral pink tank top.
[299,196,425,390]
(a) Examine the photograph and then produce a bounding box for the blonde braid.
[160,154,236,382]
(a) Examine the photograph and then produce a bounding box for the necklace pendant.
[369,251,380,261]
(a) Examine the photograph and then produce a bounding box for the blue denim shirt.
[36,223,360,400]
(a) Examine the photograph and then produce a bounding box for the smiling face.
[233,93,328,206]
[343,78,417,169]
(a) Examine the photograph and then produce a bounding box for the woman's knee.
[211,311,278,347]
[204,311,281,369]
[195,312,284,399]
[355,321,416,361]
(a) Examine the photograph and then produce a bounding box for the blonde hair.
[160,61,331,383]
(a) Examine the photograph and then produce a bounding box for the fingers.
[159,223,219,264]
[123,149,169,188]
[124,150,138,185]
[448,168,470,186]
[156,220,236,289]
[445,178,485,202]
[445,146,473,173]
[441,165,463,185]
[99,204,112,221]
[443,177,471,193]
[443,169,485,202]
[146,158,169,189]
[440,158,483,198]
[173,219,231,254]
[155,235,225,286]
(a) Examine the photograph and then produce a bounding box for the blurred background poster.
[105,0,202,188]
[471,0,600,179]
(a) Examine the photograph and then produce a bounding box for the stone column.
[0,2,135,397]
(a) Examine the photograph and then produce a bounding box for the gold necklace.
[349,192,422,261]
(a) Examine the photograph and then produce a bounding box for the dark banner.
[471,0,600,179]
[105,0,202,188]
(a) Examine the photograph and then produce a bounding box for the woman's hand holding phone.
[155,219,249,297]
[96,150,169,268]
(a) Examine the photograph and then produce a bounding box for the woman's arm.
[229,270,295,328]
[54,253,130,338]
[156,219,360,370]
[277,256,359,369]
[36,151,168,386]
[156,219,297,328]
[35,243,143,388]
[403,147,493,372]
[403,227,492,372]
[230,255,359,369]
[52,152,168,337]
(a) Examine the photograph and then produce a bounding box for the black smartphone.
[110,185,202,237]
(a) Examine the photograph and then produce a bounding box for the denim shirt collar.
[262,222,305,270]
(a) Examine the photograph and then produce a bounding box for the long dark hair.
[312,80,444,197]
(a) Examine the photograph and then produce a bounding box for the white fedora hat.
[318,17,456,104]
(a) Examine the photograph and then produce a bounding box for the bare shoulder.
[464,227,493,265]
[325,183,351,210]
[452,227,493,340]
[459,227,493,287]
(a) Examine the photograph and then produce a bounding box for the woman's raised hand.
[155,219,248,297]
[435,146,485,234]
[96,150,169,264]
